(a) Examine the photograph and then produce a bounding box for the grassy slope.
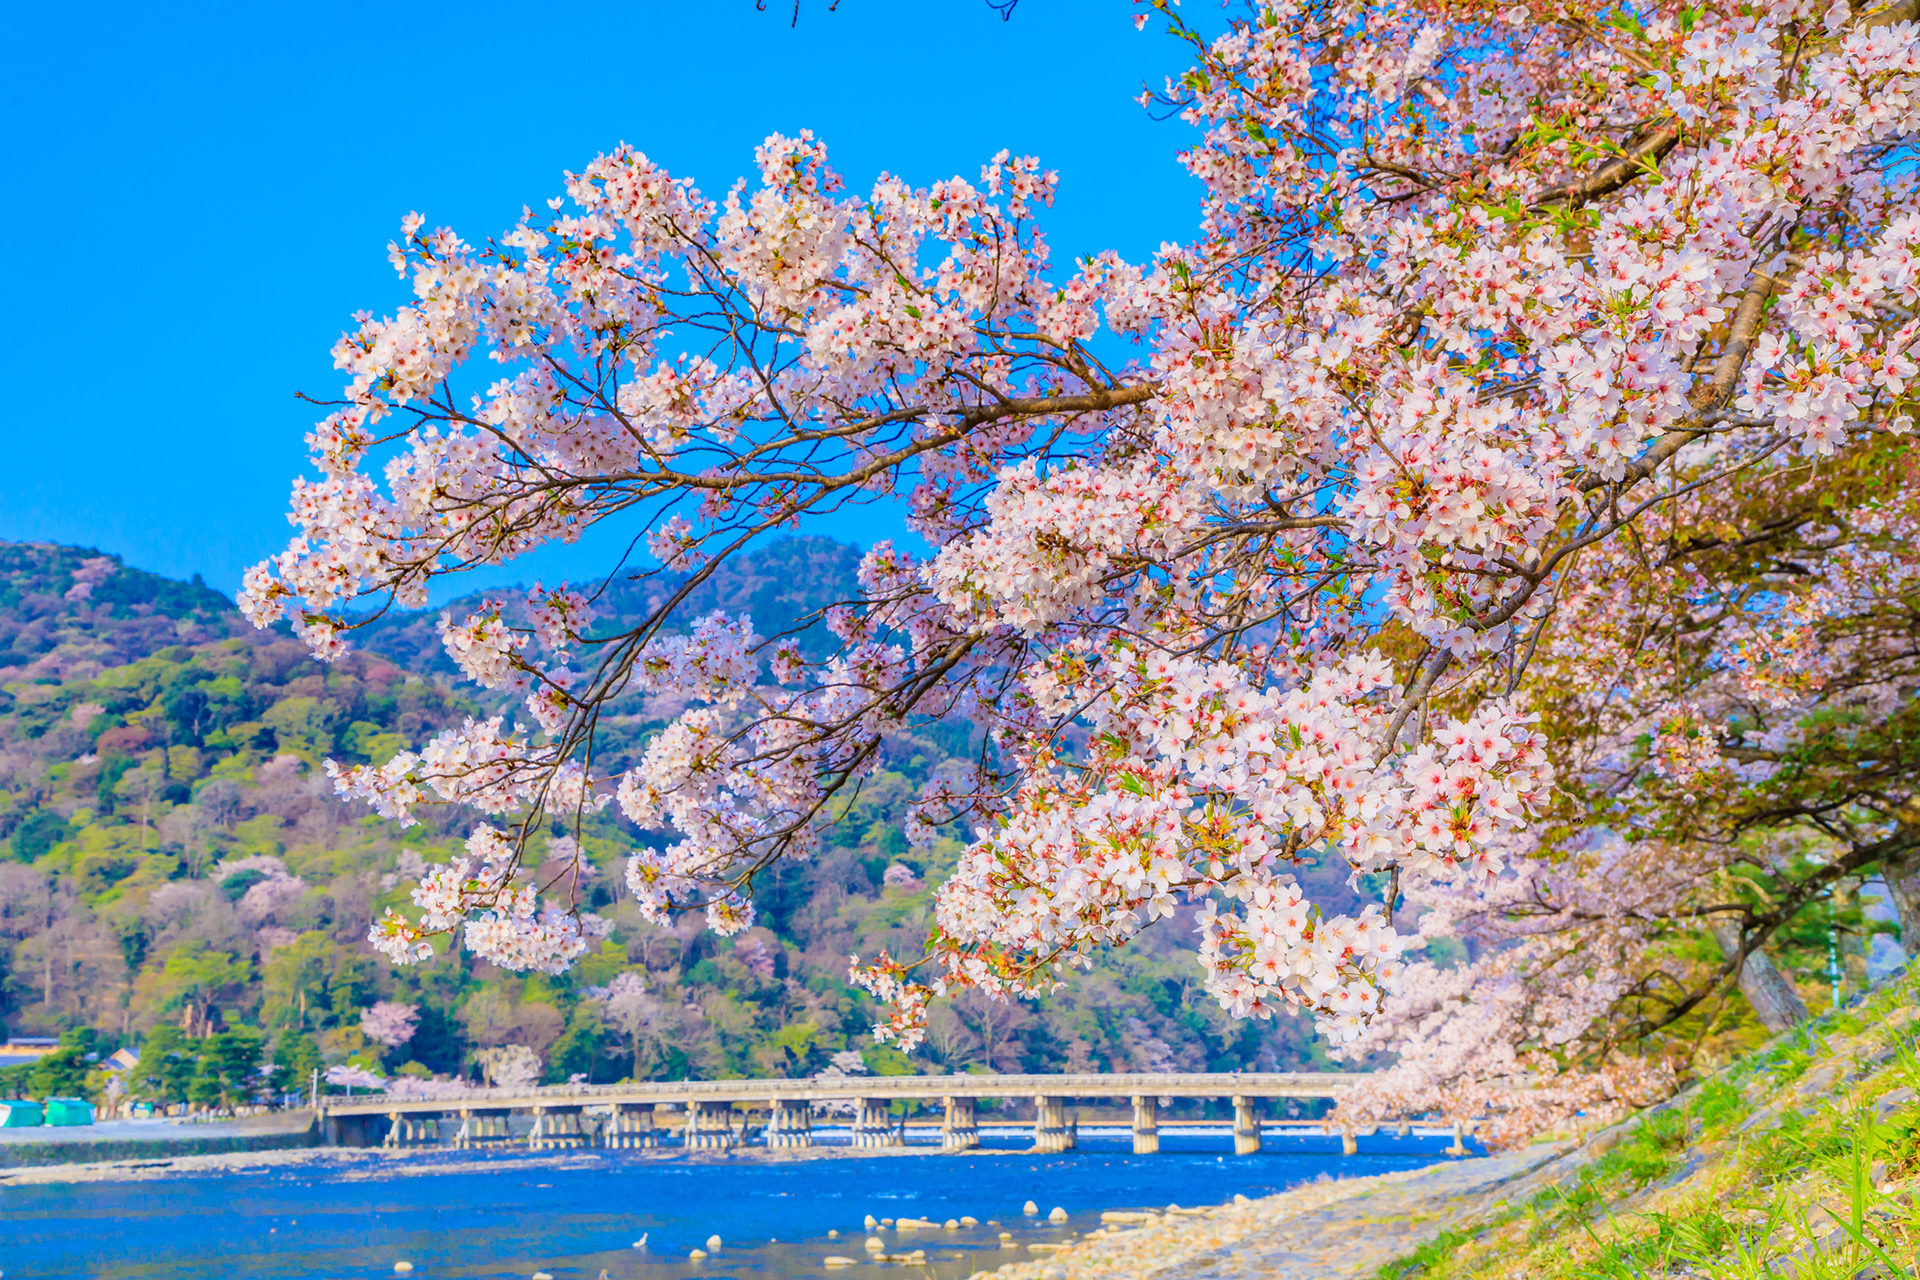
[1382,975,1920,1280]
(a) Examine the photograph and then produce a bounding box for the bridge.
[315,1071,1468,1157]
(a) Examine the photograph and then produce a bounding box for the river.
[1,1127,1478,1279]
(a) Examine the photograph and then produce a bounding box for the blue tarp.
[44,1097,93,1126]
[0,1099,44,1127]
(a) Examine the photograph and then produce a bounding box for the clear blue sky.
[0,1,1201,598]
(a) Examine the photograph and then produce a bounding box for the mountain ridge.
[0,537,1344,1112]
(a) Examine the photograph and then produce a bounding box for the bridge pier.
[383,1111,440,1148]
[603,1102,660,1148]
[940,1095,979,1151]
[452,1108,514,1149]
[1340,1124,1357,1156]
[1031,1095,1075,1154]
[684,1100,739,1150]
[1445,1119,1472,1157]
[852,1097,899,1148]
[766,1098,813,1148]
[1131,1095,1159,1154]
[1232,1095,1261,1156]
[529,1104,587,1150]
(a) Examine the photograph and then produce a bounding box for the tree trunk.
[1710,919,1809,1033]
[1881,848,1920,951]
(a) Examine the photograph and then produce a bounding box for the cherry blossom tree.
[359,1000,420,1050]
[474,1043,542,1090]
[1336,431,1920,1139]
[243,0,1920,1057]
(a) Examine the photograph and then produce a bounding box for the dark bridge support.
[322,1111,386,1148]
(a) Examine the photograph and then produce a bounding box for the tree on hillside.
[241,0,1920,1106]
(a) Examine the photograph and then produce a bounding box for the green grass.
[1374,975,1920,1279]
[1374,1227,1476,1278]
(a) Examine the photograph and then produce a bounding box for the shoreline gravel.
[966,1143,1569,1280]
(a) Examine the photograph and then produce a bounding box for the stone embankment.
[0,1110,319,1170]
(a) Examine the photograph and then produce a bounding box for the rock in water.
[688,1249,707,1261]
[1023,1200,1039,1216]
[822,1257,856,1268]
[864,1214,879,1230]
[1048,1206,1068,1222]
[705,1235,722,1252]
[828,1229,840,1238]
[533,1272,554,1279]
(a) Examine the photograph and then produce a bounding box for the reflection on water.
[0,1130,1480,1279]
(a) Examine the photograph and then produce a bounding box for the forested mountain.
[0,540,1345,1105]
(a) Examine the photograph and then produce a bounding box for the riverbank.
[0,1109,320,1170]
[975,974,1920,1280]
[970,1144,1566,1280]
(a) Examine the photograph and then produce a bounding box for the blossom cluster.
[242,0,1918,1056]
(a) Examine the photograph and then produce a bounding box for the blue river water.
[0,1128,1480,1279]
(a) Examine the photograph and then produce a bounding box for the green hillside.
[0,540,1340,1109]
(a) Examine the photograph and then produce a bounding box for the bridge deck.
[322,1071,1369,1118]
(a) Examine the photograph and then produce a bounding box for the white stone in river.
[945,1219,960,1230]
[688,1249,707,1260]
[864,1236,886,1252]
[394,1266,414,1275]
[864,1214,879,1230]
[533,1272,554,1279]
[822,1257,856,1267]
[1047,1206,1068,1222]
[706,1235,722,1251]
[828,1229,840,1238]
[960,1216,978,1226]
[1023,1200,1039,1216]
